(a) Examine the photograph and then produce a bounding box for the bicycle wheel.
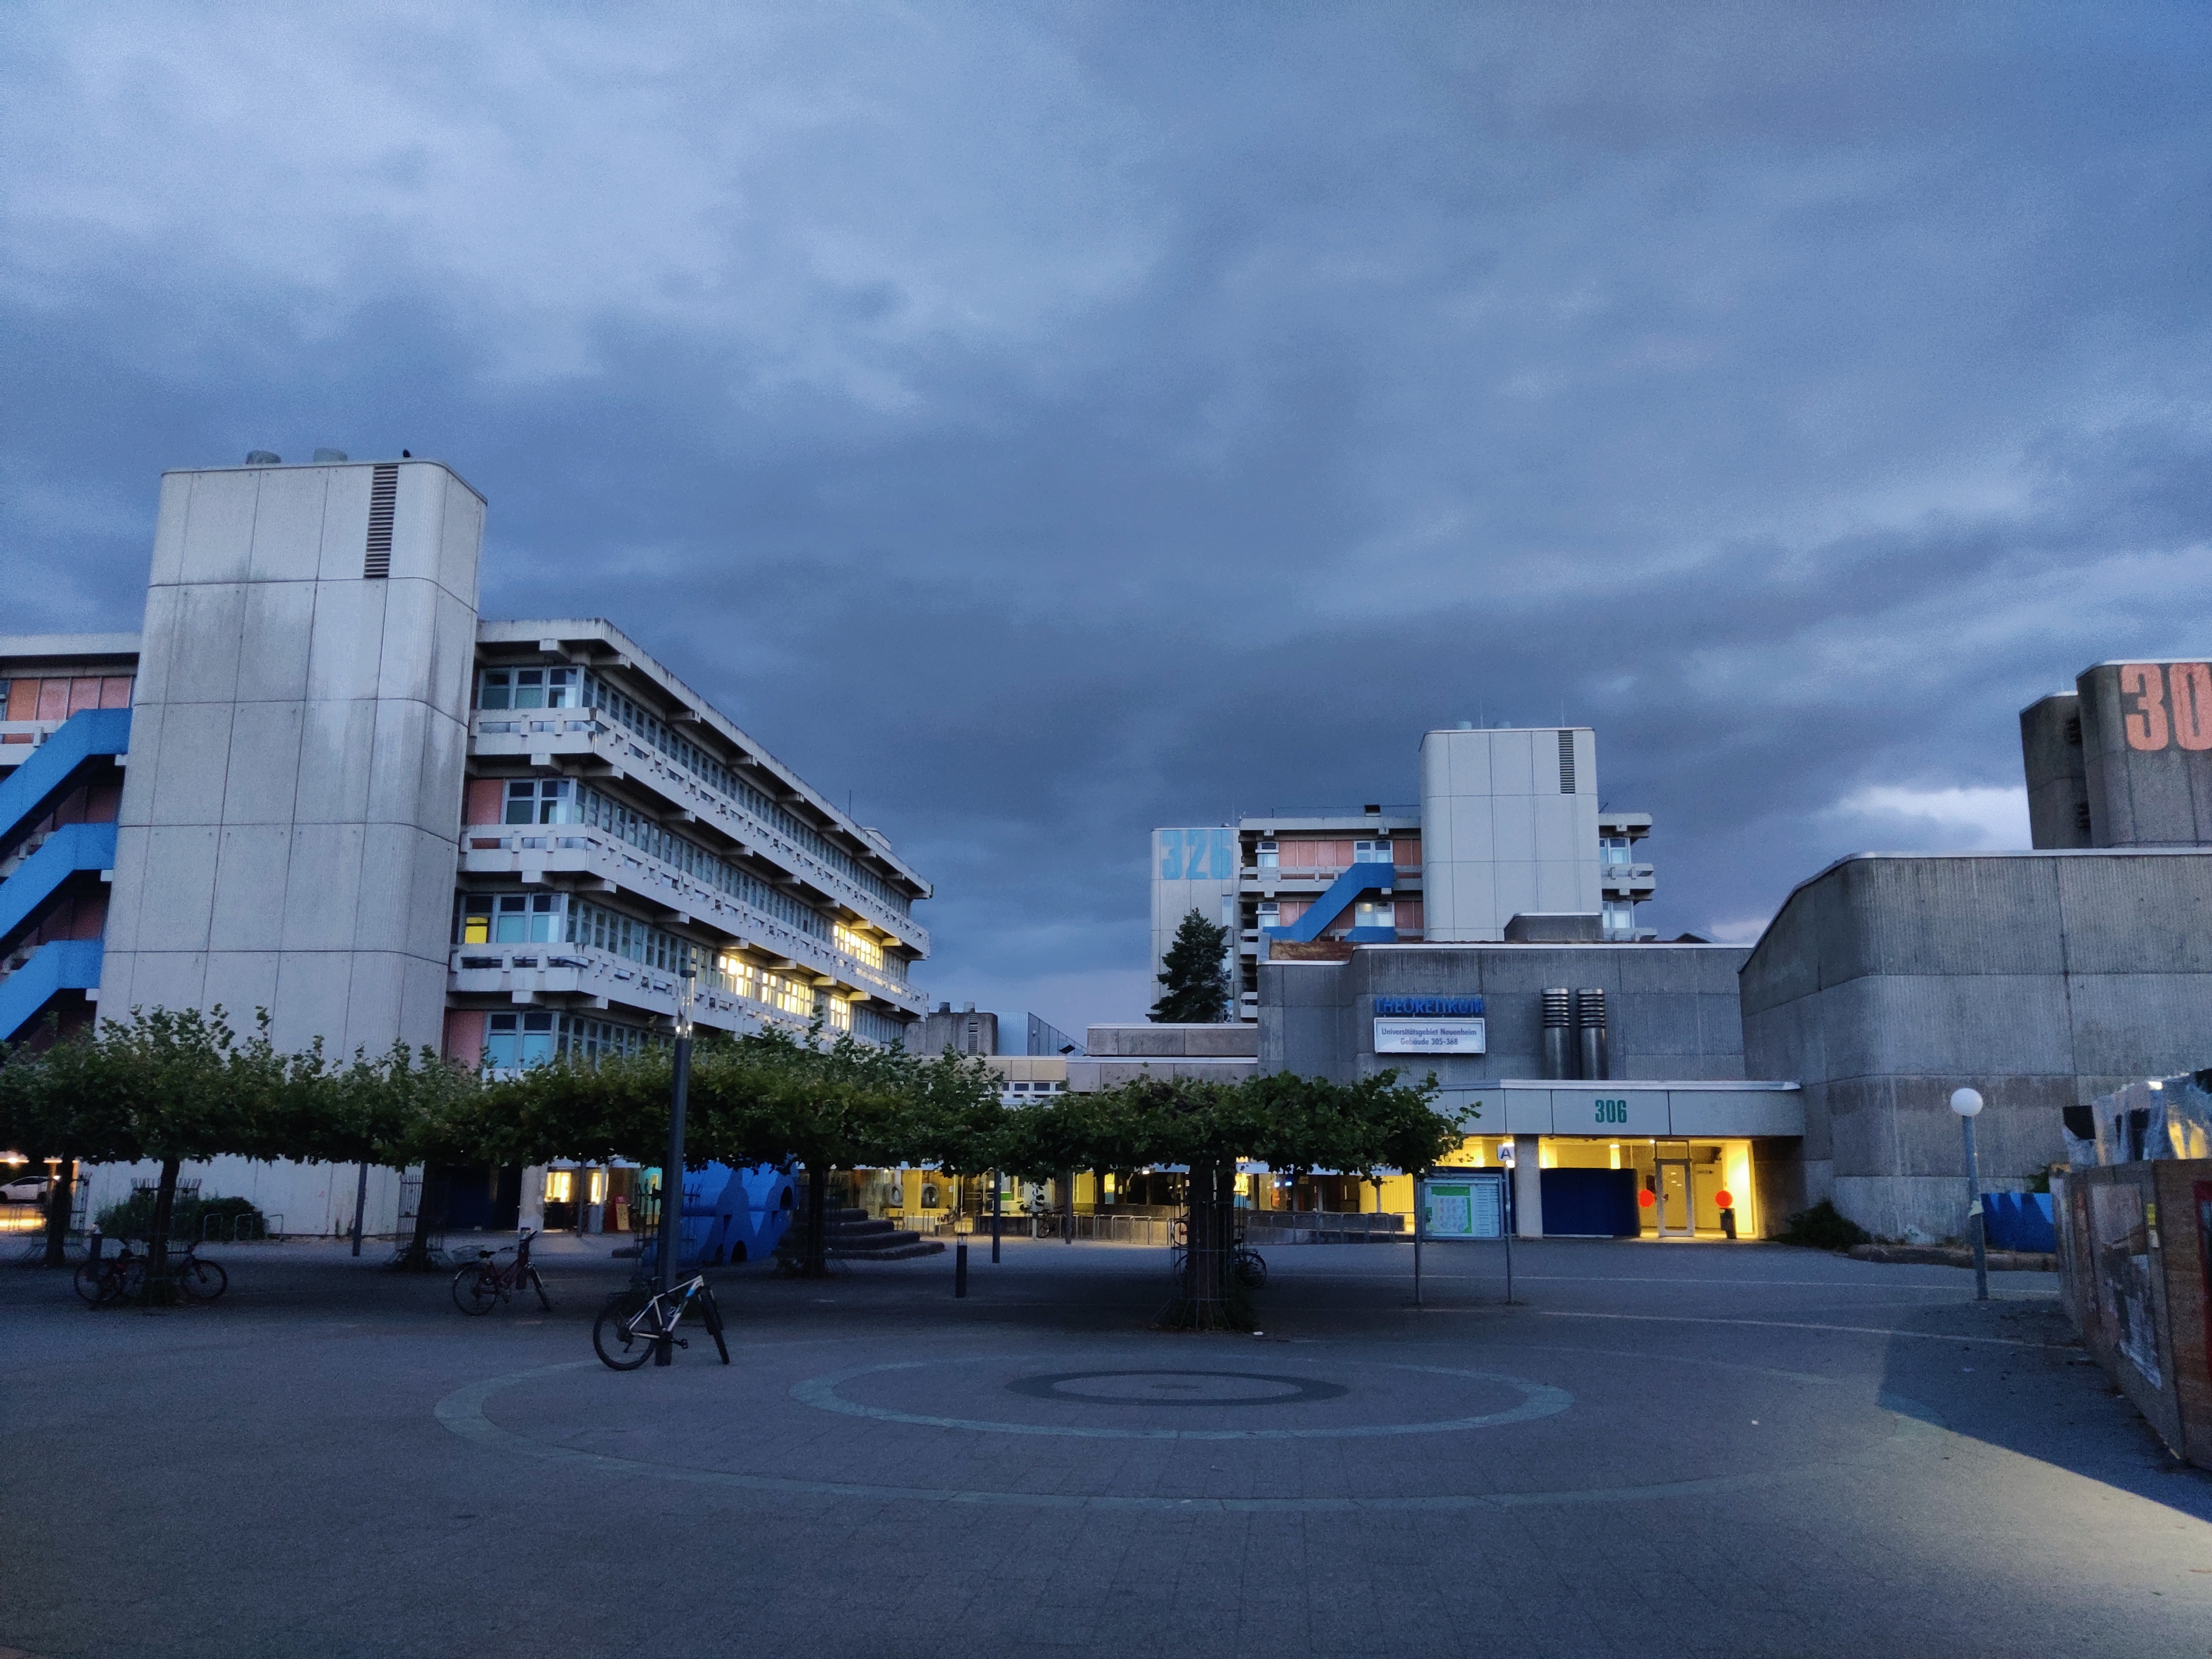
[701,1288,730,1365]
[73,1260,112,1305]
[115,1259,147,1305]
[593,1289,659,1370]
[177,1258,228,1303]
[1235,1249,1267,1289]
[452,1266,500,1316]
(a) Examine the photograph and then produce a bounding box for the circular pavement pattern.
[1006,1369,1352,1406]
[792,1357,1561,1438]
[436,1340,1942,1510]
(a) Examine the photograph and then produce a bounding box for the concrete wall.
[1085,1022,1258,1058]
[2020,692,2091,849]
[1741,849,2212,1241]
[1150,827,1237,991]
[101,460,484,1056]
[1258,942,1751,1087]
[1418,728,1599,942]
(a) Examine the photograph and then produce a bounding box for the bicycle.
[451,1229,551,1315]
[592,1271,729,1370]
[73,1237,227,1306]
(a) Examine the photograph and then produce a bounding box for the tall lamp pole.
[655,968,697,1366]
[1950,1087,1989,1302]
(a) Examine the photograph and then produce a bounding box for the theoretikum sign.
[1373,995,1486,1055]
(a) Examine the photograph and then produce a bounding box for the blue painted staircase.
[1260,858,1400,944]
[0,708,128,1040]
[0,708,129,850]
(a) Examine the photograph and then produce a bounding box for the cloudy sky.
[4,3,2208,1031]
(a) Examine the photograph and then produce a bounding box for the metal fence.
[886,1210,1408,1247]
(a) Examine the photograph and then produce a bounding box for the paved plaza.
[3,1232,2209,1658]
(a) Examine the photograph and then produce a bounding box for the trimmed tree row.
[3,1010,1468,1321]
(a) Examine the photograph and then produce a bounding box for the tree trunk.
[145,1156,181,1305]
[396,1165,440,1272]
[40,1157,75,1268]
[803,1162,830,1277]
[1166,1160,1245,1330]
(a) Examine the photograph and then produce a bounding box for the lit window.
[544,1170,574,1203]
[1353,901,1396,930]
[834,925,884,970]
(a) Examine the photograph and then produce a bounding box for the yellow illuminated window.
[834,925,884,970]
[587,1168,607,1205]
[544,1170,574,1203]
[826,997,853,1031]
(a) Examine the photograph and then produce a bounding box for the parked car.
[0,1172,51,1204]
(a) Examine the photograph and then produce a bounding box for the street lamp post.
[1950,1086,1989,1302]
[655,968,697,1366]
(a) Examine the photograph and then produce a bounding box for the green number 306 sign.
[1593,1098,1630,1124]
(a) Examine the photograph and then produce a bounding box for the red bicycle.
[451,1229,551,1314]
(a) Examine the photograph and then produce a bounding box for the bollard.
[954,1240,969,1297]
[1719,1206,1738,1240]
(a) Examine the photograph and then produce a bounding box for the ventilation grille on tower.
[364,463,398,578]
[1557,729,1577,793]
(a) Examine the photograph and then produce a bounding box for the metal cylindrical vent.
[1542,988,1573,1079]
[1575,988,1609,1082]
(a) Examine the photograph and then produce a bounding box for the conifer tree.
[1150,908,1231,1024]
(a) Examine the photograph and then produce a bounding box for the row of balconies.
[456,821,920,1013]
[470,714,926,952]
[447,943,842,1035]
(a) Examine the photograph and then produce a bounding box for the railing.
[460,823,914,1003]
[469,714,925,943]
[1244,1209,1407,1244]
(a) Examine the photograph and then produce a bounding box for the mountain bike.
[451,1229,551,1314]
[592,1271,729,1370]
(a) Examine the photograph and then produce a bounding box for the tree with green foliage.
[999,1067,1471,1328]
[1150,907,1232,1024]
[478,1019,1004,1276]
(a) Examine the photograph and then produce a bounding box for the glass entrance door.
[1654,1160,1693,1238]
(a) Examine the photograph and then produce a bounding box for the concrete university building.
[0,453,930,1233]
[1154,723,1658,1020]
[1173,666,2212,1244]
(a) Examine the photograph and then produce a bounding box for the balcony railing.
[468,714,927,950]
[458,823,919,1009]
[447,943,859,1034]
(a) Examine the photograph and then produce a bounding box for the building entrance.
[1653,1159,1693,1237]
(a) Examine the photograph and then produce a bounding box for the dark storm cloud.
[4,2,2209,1025]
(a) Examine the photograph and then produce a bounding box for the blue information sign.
[1373,995,1485,1017]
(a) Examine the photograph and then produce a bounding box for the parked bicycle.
[592,1271,729,1370]
[1169,1215,1267,1292]
[72,1237,228,1306]
[451,1229,551,1315]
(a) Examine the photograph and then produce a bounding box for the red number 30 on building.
[2121,662,2212,752]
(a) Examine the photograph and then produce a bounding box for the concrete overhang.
[1427,1079,1803,1139]
[476,616,931,897]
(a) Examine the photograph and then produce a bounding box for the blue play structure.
[1980,1191,2056,1253]
[637,1162,796,1274]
